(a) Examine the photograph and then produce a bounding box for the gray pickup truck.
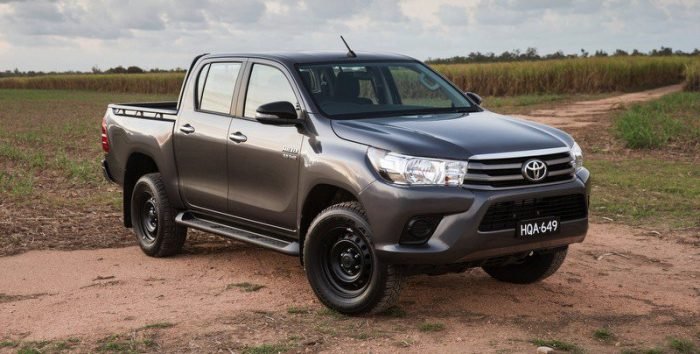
[101,51,589,314]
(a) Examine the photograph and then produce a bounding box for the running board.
[175,212,299,256]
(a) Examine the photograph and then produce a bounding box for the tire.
[130,173,187,257]
[303,201,403,315]
[482,247,568,284]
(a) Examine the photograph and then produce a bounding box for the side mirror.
[465,92,482,105]
[255,101,298,122]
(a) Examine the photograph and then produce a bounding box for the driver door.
[226,61,304,231]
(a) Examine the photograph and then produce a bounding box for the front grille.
[464,151,575,189]
[478,194,588,232]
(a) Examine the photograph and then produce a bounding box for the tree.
[126,66,144,74]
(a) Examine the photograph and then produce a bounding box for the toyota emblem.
[522,159,547,182]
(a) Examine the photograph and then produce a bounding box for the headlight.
[367,147,467,186]
[570,142,583,170]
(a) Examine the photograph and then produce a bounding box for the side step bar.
[175,212,299,256]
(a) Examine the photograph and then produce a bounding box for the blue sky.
[0,0,698,71]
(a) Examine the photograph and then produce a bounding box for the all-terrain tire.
[131,173,187,257]
[482,247,568,284]
[303,201,403,315]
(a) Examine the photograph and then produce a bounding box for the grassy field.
[588,158,700,228]
[435,56,694,95]
[614,91,700,148]
[1,56,696,97]
[0,89,177,255]
[685,61,700,91]
[0,72,184,94]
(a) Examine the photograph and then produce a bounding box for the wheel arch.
[298,183,361,263]
[123,152,160,228]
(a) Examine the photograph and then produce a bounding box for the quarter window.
[199,63,242,114]
[244,64,297,118]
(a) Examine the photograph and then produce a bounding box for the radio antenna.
[340,35,356,58]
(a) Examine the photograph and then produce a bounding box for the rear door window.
[199,62,242,114]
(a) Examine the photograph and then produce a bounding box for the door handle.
[229,132,247,143]
[179,124,195,134]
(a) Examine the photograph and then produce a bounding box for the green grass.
[10,340,80,354]
[0,171,34,196]
[593,327,615,342]
[226,282,265,292]
[589,158,700,228]
[531,339,583,353]
[484,94,567,109]
[379,306,407,318]
[97,334,157,353]
[614,92,700,149]
[286,306,310,314]
[242,343,292,354]
[418,322,445,332]
[668,337,698,354]
[140,322,174,330]
[0,341,18,348]
[621,349,664,354]
[316,308,344,319]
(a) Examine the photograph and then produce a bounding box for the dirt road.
[513,84,684,129]
[1,224,698,353]
[1,85,697,353]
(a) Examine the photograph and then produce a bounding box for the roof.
[202,51,417,65]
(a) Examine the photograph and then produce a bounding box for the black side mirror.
[255,101,298,122]
[465,92,482,105]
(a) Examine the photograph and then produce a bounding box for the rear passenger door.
[226,61,304,231]
[174,61,244,212]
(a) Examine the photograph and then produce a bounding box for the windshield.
[297,61,476,119]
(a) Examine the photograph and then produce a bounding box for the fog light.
[400,216,442,245]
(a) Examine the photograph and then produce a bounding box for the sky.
[0,0,698,72]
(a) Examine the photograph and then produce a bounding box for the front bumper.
[359,168,590,265]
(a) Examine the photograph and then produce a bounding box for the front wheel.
[482,246,568,284]
[303,202,403,315]
[131,173,187,257]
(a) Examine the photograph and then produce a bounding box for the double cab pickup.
[102,51,590,314]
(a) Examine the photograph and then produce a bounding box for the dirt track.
[1,85,698,353]
[1,223,698,353]
[513,84,683,129]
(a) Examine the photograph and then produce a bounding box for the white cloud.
[0,0,697,71]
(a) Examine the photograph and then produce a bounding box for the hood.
[330,111,573,160]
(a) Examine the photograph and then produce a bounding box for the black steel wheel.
[321,227,373,297]
[140,196,158,243]
[304,201,403,315]
[131,173,186,257]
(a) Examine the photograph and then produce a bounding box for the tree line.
[426,46,700,64]
[2,47,699,77]
[0,66,185,78]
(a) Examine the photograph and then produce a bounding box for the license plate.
[517,217,560,238]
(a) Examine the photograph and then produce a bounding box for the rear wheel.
[131,173,186,257]
[303,202,403,315]
[482,247,568,284]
